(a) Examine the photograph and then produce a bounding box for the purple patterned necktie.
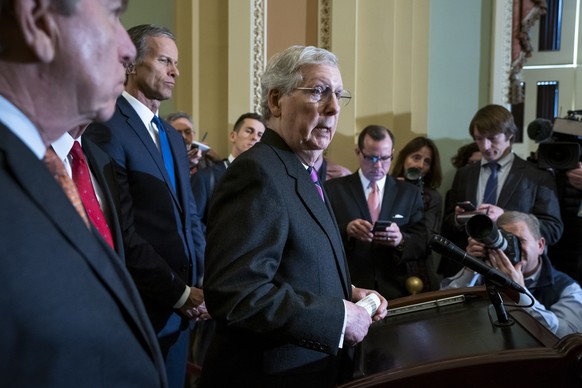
[307,166,324,202]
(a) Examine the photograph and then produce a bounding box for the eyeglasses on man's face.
[359,149,393,163]
[294,85,352,107]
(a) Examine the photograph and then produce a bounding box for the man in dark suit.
[0,1,167,387]
[85,24,206,388]
[325,125,428,300]
[191,112,265,226]
[200,45,388,387]
[440,104,563,276]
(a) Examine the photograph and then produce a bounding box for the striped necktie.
[307,166,324,202]
[44,147,90,228]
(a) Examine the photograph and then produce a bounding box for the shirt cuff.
[173,285,190,309]
[338,300,348,348]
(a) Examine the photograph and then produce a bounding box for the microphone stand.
[485,280,514,327]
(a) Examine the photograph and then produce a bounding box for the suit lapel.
[379,177,398,221]
[346,173,372,221]
[465,163,480,203]
[497,155,524,207]
[117,98,182,212]
[82,139,125,259]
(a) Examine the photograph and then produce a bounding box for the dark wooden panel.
[341,288,582,387]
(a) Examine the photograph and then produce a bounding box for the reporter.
[548,162,582,284]
[391,136,443,290]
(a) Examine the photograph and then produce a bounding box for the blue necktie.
[152,115,176,191]
[483,162,500,205]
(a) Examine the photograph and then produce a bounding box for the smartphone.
[372,221,392,233]
[456,201,476,211]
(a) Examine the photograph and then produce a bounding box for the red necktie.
[368,181,380,223]
[69,141,115,249]
[44,147,90,228]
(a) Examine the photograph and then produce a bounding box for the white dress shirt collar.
[0,95,46,159]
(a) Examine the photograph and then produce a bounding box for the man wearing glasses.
[325,125,428,299]
[200,46,387,387]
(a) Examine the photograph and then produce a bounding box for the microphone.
[430,235,527,295]
[527,118,553,143]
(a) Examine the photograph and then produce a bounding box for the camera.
[537,111,582,170]
[465,214,522,265]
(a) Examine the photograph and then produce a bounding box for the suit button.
[181,265,189,272]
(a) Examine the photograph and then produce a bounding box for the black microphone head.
[404,167,422,182]
[527,118,553,143]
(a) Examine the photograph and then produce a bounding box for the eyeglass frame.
[358,148,393,164]
[294,85,352,106]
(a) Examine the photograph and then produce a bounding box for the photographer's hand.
[488,249,525,287]
[566,162,582,191]
[466,237,487,258]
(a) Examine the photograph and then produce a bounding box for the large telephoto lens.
[465,214,507,250]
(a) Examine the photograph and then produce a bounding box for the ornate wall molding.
[502,0,514,103]
[252,0,266,113]
[491,0,514,105]
[319,0,331,50]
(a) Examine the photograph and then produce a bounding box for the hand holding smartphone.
[456,201,476,211]
[372,221,392,233]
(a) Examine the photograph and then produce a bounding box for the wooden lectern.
[341,287,582,387]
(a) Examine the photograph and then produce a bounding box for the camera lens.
[465,214,506,250]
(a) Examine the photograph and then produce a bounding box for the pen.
[200,132,208,142]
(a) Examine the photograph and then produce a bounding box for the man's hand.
[372,222,403,247]
[179,287,211,320]
[566,162,582,191]
[466,237,487,259]
[188,146,203,166]
[476,204,504,222]
[352,287,388,321]
[488,249,525,287]
[347,219,374,242]
[342,300,372,346]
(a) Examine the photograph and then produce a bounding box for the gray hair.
[259,45,339,120]
[127,24,175,65]
[166,111,193,124]
[497,211,542,240]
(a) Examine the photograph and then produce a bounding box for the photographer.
[441,211,582,338]
[527,114,582,285]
